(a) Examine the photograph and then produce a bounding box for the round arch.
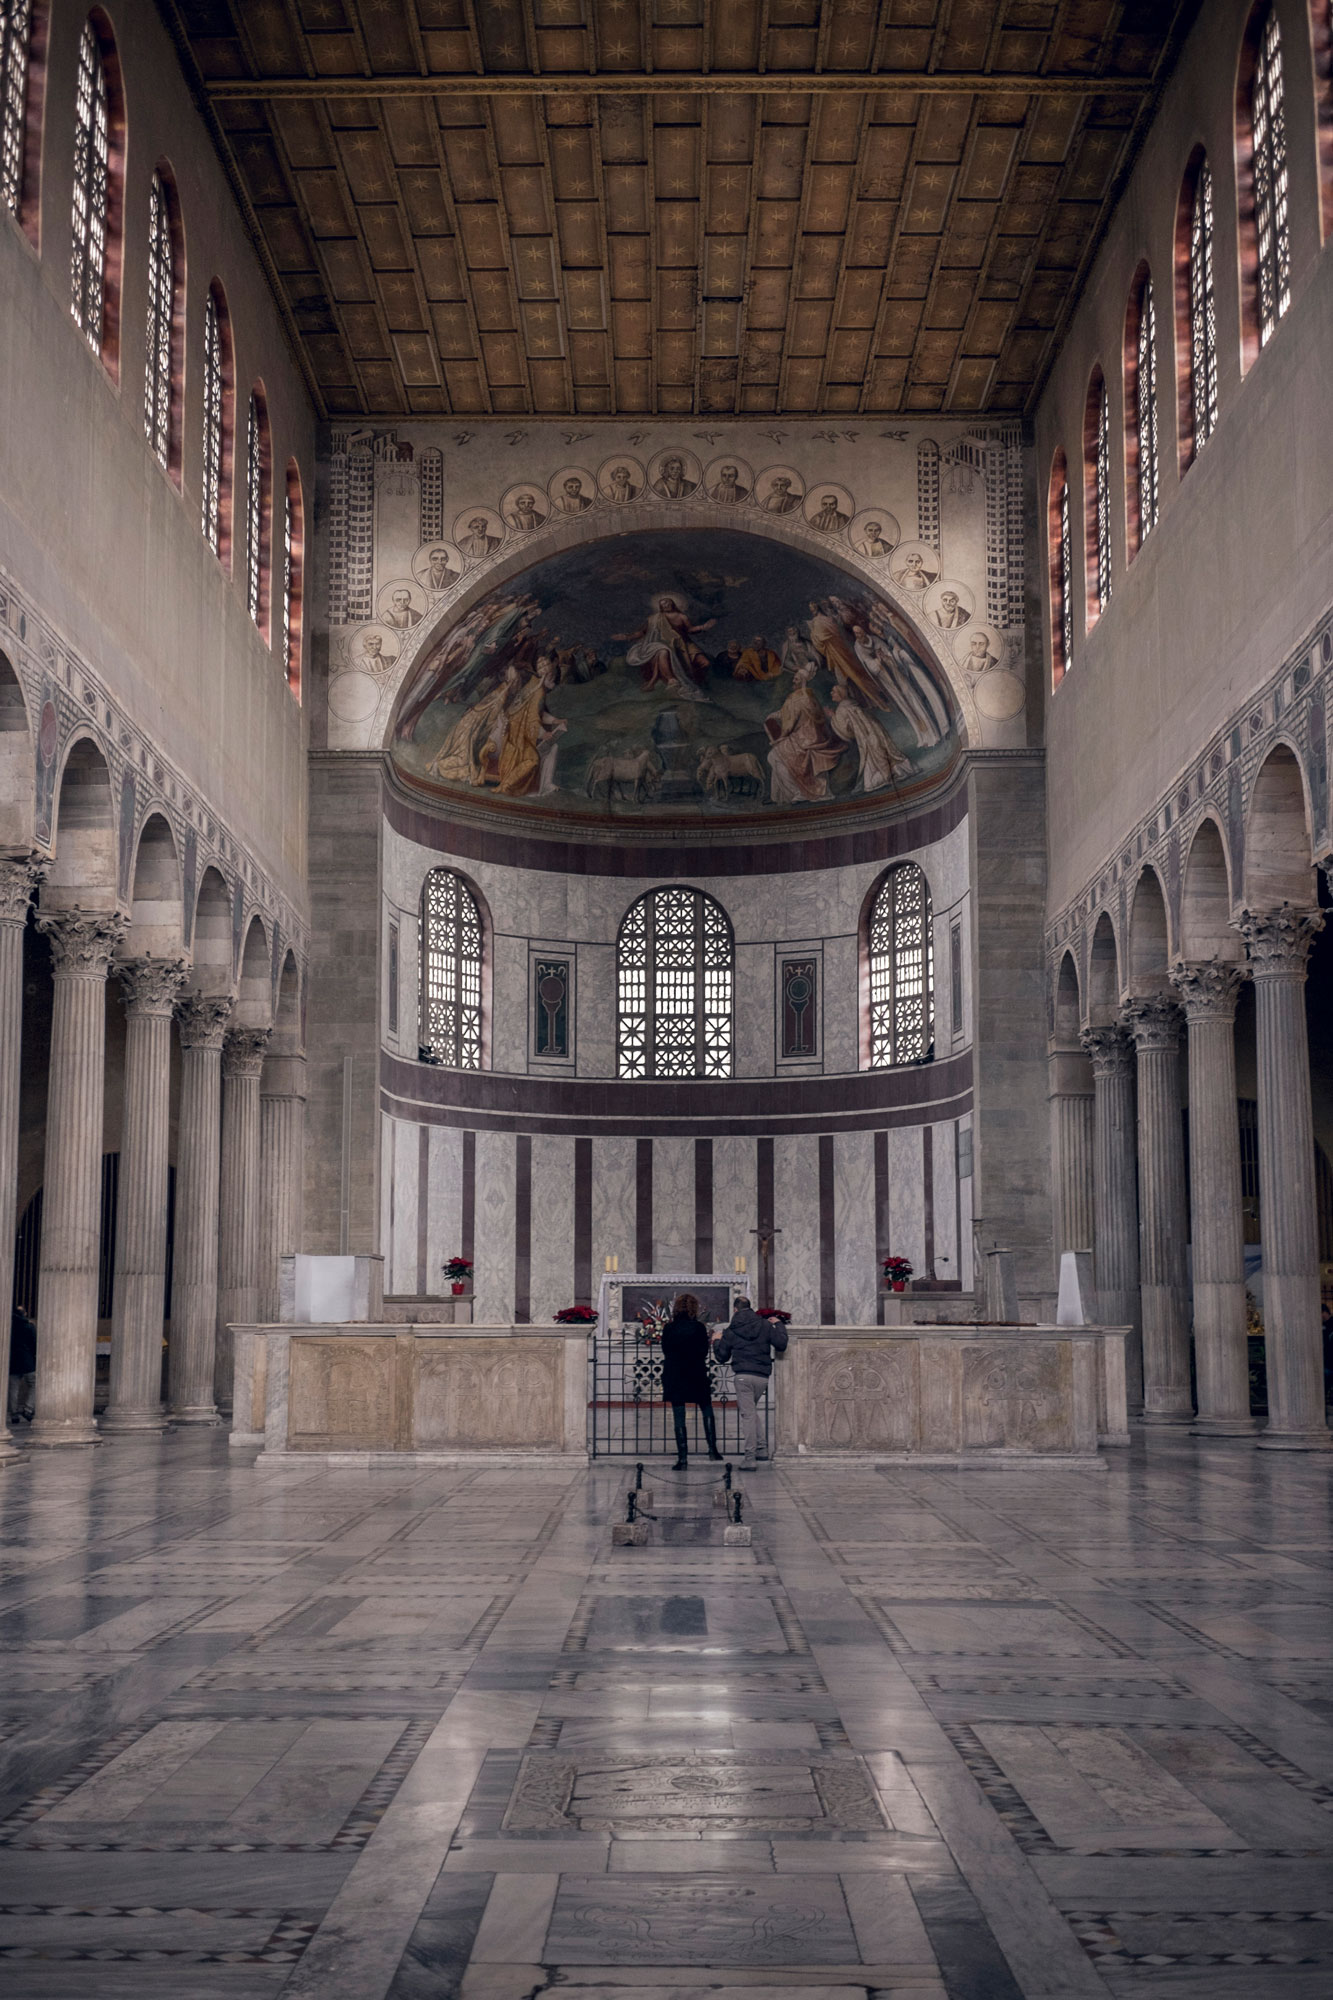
[45,734,116,911]
[1180,812,1242,961]
[1127,866,1173,994]
[1244,739,1315,906]
[125,811,184,958]
[0,650,34,851]
[189,866,232,996]
[1088,909,1122,1025]
[234,913,273,1029]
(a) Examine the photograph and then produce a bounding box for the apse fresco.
[390,531,960,820]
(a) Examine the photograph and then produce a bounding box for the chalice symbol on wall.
[538,970,566,1056]
[786,970,813,1055]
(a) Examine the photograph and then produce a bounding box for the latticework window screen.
[1094,381,1112,613]
[1190,160,1219,454]
[70,20,109,351]
[245,393,264,625]
[1252,6,1291,343]
[0,0,33,217]
[144,174,173,468]
[201,291,224,551]
[869,865,935,1069]
[420,869,482,1070]
[1135,277,1159,539]
[1058,475,1073,673]
[617,887,734,1080]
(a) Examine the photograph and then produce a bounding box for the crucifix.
[750,1225,782,1310]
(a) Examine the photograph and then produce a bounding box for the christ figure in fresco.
[615,596,715,700]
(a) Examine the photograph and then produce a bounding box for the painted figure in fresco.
[605,463,641,503]
[497,655,567,796]
[507,493,546,532]
[962,630,1001,674]
[616,597,715,700]
[761,475,801,515]
[765,661,845,804]
[930,589,970,630]
[394,592,540,739]
[781,625,820,677]
[734,634,782,681]
[827,688,908,794]
[553,475,594,515]
[810,494,851,533]
[426,547,456,590]
[856,522,895,560]
[460,515,503,559]
[651,455,698,500]
[892,550,936,593]
[428,661,523,786]
[359,632,388,670]
[851,622,949,749]
[384,589,422,631]
[708,465,749,505]
[807,600,889,707]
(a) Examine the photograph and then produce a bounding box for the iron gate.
[588,1325,772,1458]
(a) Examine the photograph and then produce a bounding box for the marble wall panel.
[932,1118,960,1287]
[958,1117,975,1289]
[774,1135,821,1324]
[288,1338,396,1450]
[801,1338,920,1451]
[822,933,859,1072]
[530,1136,575,1321]
[490,931,530,1073]
[389,1117,419,1295]
[711,1135,755,1278]
[733,941,775,1077]
[428,1124,465,1293]
[652,1137,695,1273]
[474,1131,516,1324]
[593,1135,637,1280]
[962,1340,1075,1452]
[834,1131,878,1324]
[413,1337,564,1449]
[885,1126,925,1276]
[577,941,616,1076]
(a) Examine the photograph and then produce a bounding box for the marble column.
[169,994,232,1423]
[217,1028,269,1413]
[1123,996,1193,1423]
[28,909,126,1446]
[1171,963,1254,1436]
[258,1050,306,1322]
[1237,907,1330,1448]
[1048,1050,1094,1263]
[0,856,46,1462]
[1080,1024,1143,1408]
[102,957,188,1434]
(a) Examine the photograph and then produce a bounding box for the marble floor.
[0,1437,1330,1997]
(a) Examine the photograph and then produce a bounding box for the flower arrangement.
[444,1255,473,1296]
[882,1255,913,1291]
[554,1304,597,1324]
[756,1306,791,1323]
[636,1297,673,1343]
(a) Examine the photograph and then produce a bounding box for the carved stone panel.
[287,1337,396,1450]
[413,1337,563,1449]
[803,1340,919,1452]
[962,1340,1074,1452]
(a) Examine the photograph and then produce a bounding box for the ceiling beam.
[204,70,1155,102]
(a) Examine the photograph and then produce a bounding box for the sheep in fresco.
[697,743,766,801]
[585,748,663,802]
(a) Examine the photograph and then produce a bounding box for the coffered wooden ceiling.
[161,0,1197,421]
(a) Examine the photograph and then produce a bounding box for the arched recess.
[1127,868,1172,993]
[125,812,183,959]
[0,651,34,850]
[271,948,302,1055]
[234,914,273,1029]
[1244,742,1314,905]
[45,736,115,911]
[1180,815,1243,961]
[189,866,232,995]
[1088,910,1121,1026]
[1053,951,1082,1048]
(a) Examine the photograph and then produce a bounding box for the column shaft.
[169,996,232,1422]
[1171,963,1254,1436]
[0,857,46,1459]
[1081,1026,1142,1408]
[1124,997,1193,1422]
[1238,909,1330,1447]
[103,959,187,1433]
[258,1053,306,1322]
[1049,1066,1094,1259]
[217,1029,269,1412]
[29,910,126,1446]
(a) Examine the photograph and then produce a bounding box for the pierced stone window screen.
[1252,6,1290,344]
[1190,162,1219,454]
[420,869,482,1071]
[1,0,32,217]
[1048,451,1072,685]
[70,18,108,350]
[1059,478,1073,669]
[1094,384,1112,611]
[869,864,934,1069]
[283,461,304,696]
[280,491,292,674]
[245,391,271,635]
[616,886,734,1080]
[1134,278,1159,542]
[201,289,225,554]
[143,173,173,469]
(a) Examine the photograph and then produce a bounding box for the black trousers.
[670,1398,718,1456]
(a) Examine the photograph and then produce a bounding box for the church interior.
[1,0,1332,1992]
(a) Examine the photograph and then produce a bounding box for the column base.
[1140,1408,1194,1426]
[0,1433,28,1465]
[229,1429,265,1448]
[1190,1415,1258,1437]
[1258,1426,1333,1450]
[169,1405,221,1426]
[100,1408,168,1435]
[26,1419,101,1448]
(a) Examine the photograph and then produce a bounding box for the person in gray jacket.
[715,1297,787,1470]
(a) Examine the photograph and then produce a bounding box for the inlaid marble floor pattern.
[0,1437,1330,1995]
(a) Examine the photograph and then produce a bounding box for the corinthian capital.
[176,992,234,1051]
[222,1026,271,1079]
[1079,1023,1133,1078]
[1235,904,1324,976]
[1121,993,1183,1053]
[119,956,189,1015]
[35,907,127,977]
[1169,960,1245,1021]
[0,853,49,926]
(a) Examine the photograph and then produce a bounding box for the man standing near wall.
[716,1297,787,1472]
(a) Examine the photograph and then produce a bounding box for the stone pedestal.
[28,909,126,1447]
[102,958,187,1434]
[1171,962,1255,1437]
[258,1051,306,1323]
[169,994,232,1423]
[216,1028,269,1415]
[0,857,45,1463]
[1123,997,1193,1423]
[1081,1026,1143,1409]
[1237,909,1331,1448]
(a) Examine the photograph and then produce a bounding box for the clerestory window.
[868,864,934,1069]
[617,886,734,1080]
[420,868,483,1070]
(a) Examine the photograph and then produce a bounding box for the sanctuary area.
[0,2,1332,1995]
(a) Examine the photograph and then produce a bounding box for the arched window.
[70,16,115,353]
[143,170,181,473]
[1048,448,1072,685]
[420,868,483,1070]
[201,282,233,561]
[1,0,43,230]
[1312,0,1333,240]
[1083,368,1112,626]
[244,387,271,637]
[281,460,303,696]
[1176,151,1218,469]
[1239,4,1291,354]
[616,886,734,1080]
[867,864,934,1069]
[1124,268,1159,556]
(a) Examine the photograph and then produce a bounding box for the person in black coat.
[660,1292,723,1470]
